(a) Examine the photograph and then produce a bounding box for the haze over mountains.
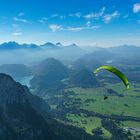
[0,41,140,84]
[0,41,84,50]
[0,41,86,65]
[0,41,140,50]
[0,42,140,95]
[0,41,140,65]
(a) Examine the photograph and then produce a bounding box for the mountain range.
[0,41,140,51]
[0,41,140,66]
[0,41,84,51]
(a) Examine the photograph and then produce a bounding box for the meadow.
[63,82,140,138]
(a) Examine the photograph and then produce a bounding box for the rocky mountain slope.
[0,73,93,140]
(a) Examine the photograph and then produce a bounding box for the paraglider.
[94,65,130,99]
[104,95,108,100]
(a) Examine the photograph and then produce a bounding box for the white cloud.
[49,8,106,21]
[51,14,65,19]
[13,17,30,23]
[38,20,45,24]
[68,13,73,17]
[49,22,101,32]
[49,25,86,32]
[42,17,47,20]
[11,32,22,36]
[84,13,94,20]
[92,25,101,29]
[51,14,59,17]
[75,12,82,18]
[12,24,21,32]
[12,24,19,28]
[133,3,140,13]
[103,11,120,23]
[18,12,25,17]
[65,27,85,31]
[86,21,91,27]
[84,7,106,20]
[63,25,101,32]
[49,24,62,32]
[69,12,82,18]
[60,15,65,19]
[123,14,129,19]
[100,7,106,15]
[38,17,47,24]
[68,7,105,20]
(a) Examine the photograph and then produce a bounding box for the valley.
[42,83,140,139]
[0,43,140,139]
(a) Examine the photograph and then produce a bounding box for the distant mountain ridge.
[0,41,84,51]
[107,45,140,54]
[0,64,32,78]
[0,41,39,49]
[0,41,140,51]
[40,42,60,49]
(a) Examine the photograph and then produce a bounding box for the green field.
[63,83,140,138]
[45,82,140,139]
[66,113,112,138]
[65,83,140,117]
[120,121,140,128]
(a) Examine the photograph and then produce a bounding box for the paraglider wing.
[94,65,129,89]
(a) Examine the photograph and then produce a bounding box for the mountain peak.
[4,41,18,45]
[0,41,20,49]
[72,43,77,46]
[43,42,55,46]
[56,42,62,47]
[40,42,59,49]
[0,73,26,107]
[0,73,25,89]
[36,58,68,74]
[0,73,14,81]
[69,43,78,47]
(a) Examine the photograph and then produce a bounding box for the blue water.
[15,76,33,87]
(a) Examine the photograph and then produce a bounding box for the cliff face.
[0,73,26,106]
[0,73,55,140]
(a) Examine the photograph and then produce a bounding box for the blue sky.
[0,0,140,47]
